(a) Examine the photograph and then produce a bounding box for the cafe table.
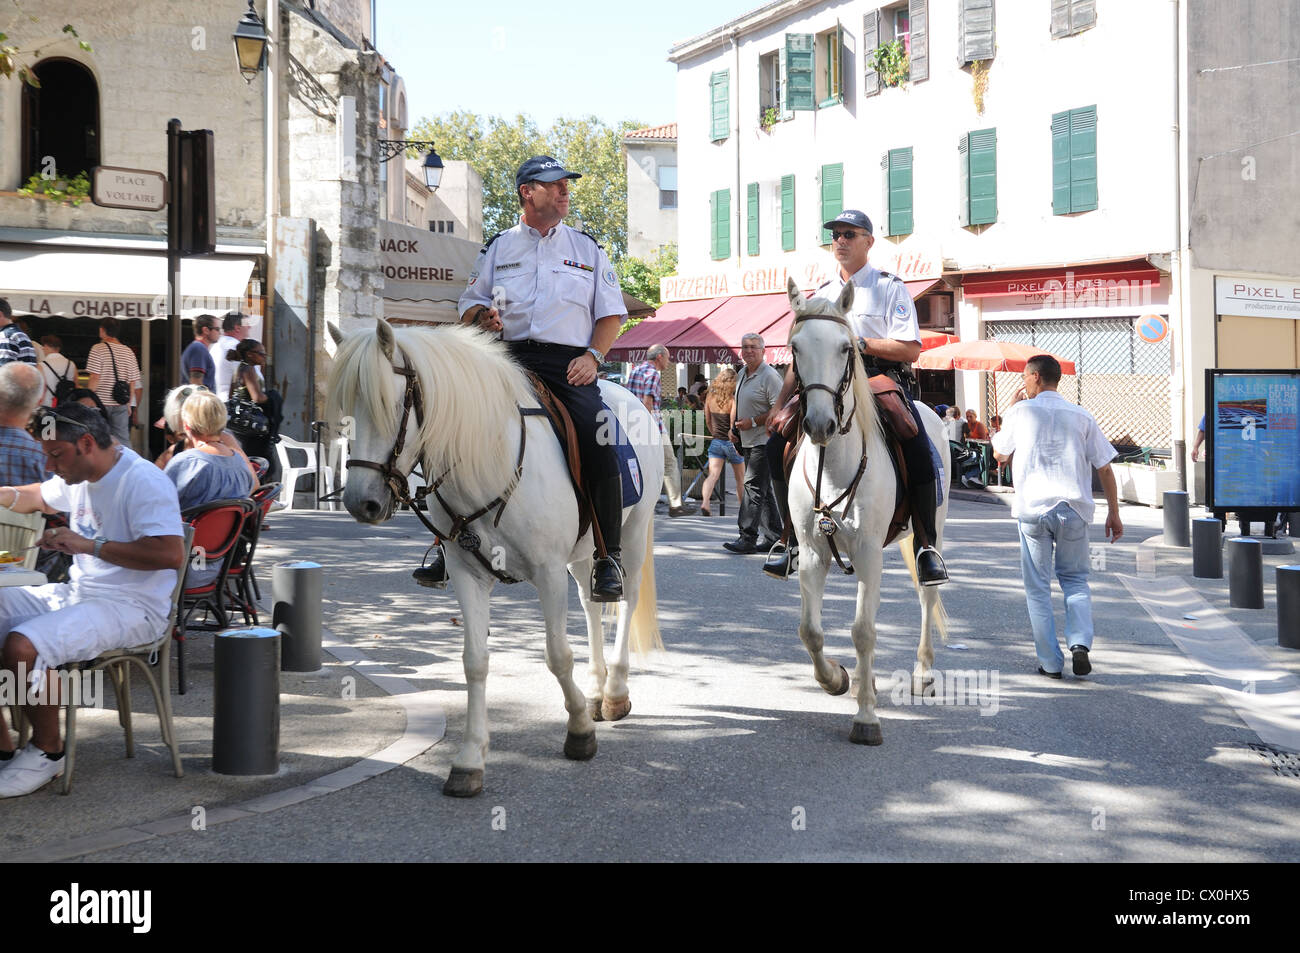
[0,564,46,587]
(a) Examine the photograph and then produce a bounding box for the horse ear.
[837,280,855,315]
[326,322,344,348]
[375,318,396,360]
[787,277,804,314]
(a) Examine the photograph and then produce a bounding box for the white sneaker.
[0,744,64,797]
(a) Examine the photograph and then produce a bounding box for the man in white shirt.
[38,335,77,407]
[0,403,184,797]
[993,354,1123,679]
[210,312,248,399]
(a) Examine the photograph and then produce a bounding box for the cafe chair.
[275,436,335,511]
[177,499,254,694]
[223,483,282,623]
[0,509,44,570]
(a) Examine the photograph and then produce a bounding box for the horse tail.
[898,537,950,645]
[629,518,663,654]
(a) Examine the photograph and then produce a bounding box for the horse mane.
[788,295,882,444]
[328,323,537,494]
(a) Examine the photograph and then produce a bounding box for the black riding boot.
[910,480,949,586]
[412,541,449,589]
[589,476,625,602]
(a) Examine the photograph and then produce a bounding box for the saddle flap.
[869,374,920,441]
[525,372,591,542]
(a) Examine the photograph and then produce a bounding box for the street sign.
[1137,313,1168,344]
[92,166,167,211]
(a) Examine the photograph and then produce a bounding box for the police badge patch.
[603,268,617,288]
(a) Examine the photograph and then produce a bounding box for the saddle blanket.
[601,403,644,508]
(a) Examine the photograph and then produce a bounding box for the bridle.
[790,308,868,575]
[346,345,544,585]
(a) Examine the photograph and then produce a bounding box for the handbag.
[107,344,132,406]
[226,365,269,436]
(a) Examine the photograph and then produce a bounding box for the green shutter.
[785,34,815,111]
[957,135,971,227]
[747,182,760,256]
[958,0,995,65]
[909,0,929,83]
[863,11,880,97]
[711,188,731,260]
[1069,106,1097,212]
[781,174,796,250]
[968,127,997,224]
[1051,110,1071,214]
[819,163,843,244]
[710,71,730,141]
[885,148,913,236]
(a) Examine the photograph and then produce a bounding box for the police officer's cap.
[516,155,583,189]
[822,209,873,235]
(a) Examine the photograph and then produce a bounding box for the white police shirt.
[458,220,626,348]
[814,262,920,346]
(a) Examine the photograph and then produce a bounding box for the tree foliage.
[0,8,90,87]
[409,111,640,261]
[618,243,677,310]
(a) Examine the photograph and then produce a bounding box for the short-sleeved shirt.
[0,324,37,366]
[458,219,626,347]
[182,338,216,391]
[628,360,665,434]
[40,446,183,620]
[735,362,784,449]
[0,426,46,486]
[991,390,1117,522]
[86,341,141,407]
[40,352,77,407]
[165,448,255,513]
[814,262,920,346]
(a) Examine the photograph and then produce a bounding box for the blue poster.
[1210,372,1300,509]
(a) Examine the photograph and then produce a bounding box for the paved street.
[15,491,1300,862]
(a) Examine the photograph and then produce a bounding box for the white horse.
[784,278,949,745]
[327,319,663,796]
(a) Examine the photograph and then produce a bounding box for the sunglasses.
[32,409,92,440]
[830,230,862,241]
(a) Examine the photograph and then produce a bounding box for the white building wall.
[625,140,678,259]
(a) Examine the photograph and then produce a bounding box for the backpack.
[44,359,76,406]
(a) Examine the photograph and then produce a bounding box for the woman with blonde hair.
[155,384,258,484]
[699,367,746,517]
[163,390,257,513]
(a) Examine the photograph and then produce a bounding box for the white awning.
[0,245,256,321]
[379,220,479,307]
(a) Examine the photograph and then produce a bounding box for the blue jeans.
[1018,501,1094,673]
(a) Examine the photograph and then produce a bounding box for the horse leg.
[848,547,885,746]
[913,584,939,697]
[600,518,647,723]
[796,555,851,696]
[537,567,598,761]
[574,561,609,721]
[444,576,493,797]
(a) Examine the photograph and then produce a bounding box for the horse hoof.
[849,722,884,746]
[564,730,598,761]
[825,664,851,696]
[588,698,605,722]
[601,696,631,722]
[912,676,935,698]
[442,767,484,797]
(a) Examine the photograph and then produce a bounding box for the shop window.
[21,58,100,184]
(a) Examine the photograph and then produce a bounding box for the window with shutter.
[816,25,844,107]
[1051,0,1096,38]
[882,148,914,237]
[958,0,995,64]
[863,11,880,97]
[747,182,760,256]
[966,128,997,224]
[819,163,843,245]
[710,71,730,141]
[781,174,796,251]
[785,34,815,111]
[712,189,731,259]
[909,0,929,83]
[1051,106,1097,214]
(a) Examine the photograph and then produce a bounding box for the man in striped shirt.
[0,299,37,367]
[85,318,141,444]
[629,345,695,518]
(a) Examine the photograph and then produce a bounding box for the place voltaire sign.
[92,166,167,212]
[660,247,943,303]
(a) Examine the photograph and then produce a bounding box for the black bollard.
[1192,518,1223,578]
[1278,566,1300,650]
[273,560,322,672]
[1163,491,1190,547]
[1228,538,1264,609]
[213,627,280,776]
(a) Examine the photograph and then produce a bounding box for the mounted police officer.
[414,155,628,601]
[763,209,949,586]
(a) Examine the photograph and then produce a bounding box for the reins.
[346,344,544,585]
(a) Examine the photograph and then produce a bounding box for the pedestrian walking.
[699,366,745,517]
[628,344,696,518]
[725,332,783,555]
[85,317,141,444]
[0,299,37,367]
[992,353,1123,678]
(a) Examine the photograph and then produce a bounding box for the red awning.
[961,260,1160,298]
[905,278,944,299]
[606,297,727,361]
[662,291,796,363]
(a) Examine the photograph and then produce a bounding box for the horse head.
[787,277,857,446]
[326,318,421,524]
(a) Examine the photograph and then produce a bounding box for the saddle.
[523,371,598,549]
[777,374,916,547]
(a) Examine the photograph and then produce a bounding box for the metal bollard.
[1192,518,1223,578]
[213,627,280,776]
[1227,538,1264,609]
[1162,491,1190,547]
[273,560,322,672]
[1279,566,1300,650]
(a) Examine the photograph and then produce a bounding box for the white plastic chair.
[0,509,43,569]
[274,436,336,511]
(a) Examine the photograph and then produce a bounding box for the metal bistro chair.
[223,482,282,623]
[177,498,253,694]
[17,526,193,795]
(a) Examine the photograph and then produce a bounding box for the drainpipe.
[733,30,742,271]
[1170,0,1187,490]
[264,0,279,378]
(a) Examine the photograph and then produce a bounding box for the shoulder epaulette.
[878,269,899,280]
[578,229,604,250]
[479,232,503,253]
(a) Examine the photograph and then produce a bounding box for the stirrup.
[590,553,625,603]
[412,542,448,589]
[916,545,948,586]
[762,541,798,580]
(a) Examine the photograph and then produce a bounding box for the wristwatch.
[93,537,108,559]
[586,346,604,364]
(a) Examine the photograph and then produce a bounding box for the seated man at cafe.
[0,403,185,798]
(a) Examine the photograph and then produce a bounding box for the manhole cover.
[1248,743,1300,779]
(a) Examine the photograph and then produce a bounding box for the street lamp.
[232,0,269,83]
[379,140,444,193]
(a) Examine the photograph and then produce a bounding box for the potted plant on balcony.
[17,170,91,206]
[869,39,909,88]
[759,106,780,132]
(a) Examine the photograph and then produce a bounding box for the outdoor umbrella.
[914,339,1076,374]
[920,330,959,351]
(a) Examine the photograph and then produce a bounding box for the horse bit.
[346,345,546,585]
